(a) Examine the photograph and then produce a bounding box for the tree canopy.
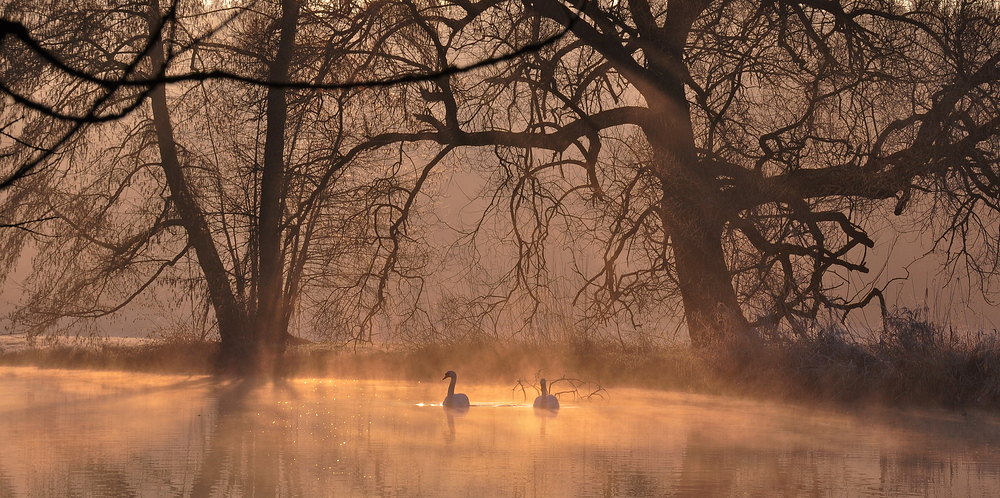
[1,0,999,369]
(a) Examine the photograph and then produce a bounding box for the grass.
[758,311,1000,406]
[2,308,1000,408]
[0,337,219,375]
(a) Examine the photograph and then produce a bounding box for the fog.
[2,172,993,343]
[3,366,999,497]
[2,1,1000,495]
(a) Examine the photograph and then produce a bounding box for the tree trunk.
[651,143,751,347]
[255,0,301,374]
[147,0,252,370]
[669,209,750,347]
[640,41,752,347]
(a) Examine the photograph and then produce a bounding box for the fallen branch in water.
[513,371,609,402]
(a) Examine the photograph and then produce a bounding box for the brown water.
[1,366,999,497]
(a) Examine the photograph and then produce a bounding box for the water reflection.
[534,406,559,419]
[189,379,302,496]
[1,366,1000,496]
[444,407,468,445]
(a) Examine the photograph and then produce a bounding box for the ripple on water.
[1,366,999,497]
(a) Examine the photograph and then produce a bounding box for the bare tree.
[370,0,1000,346]
[4,0,999,360]
[0,0,445,373]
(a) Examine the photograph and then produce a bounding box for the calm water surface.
[1,366,999,497]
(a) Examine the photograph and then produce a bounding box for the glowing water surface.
[1,366,999,497]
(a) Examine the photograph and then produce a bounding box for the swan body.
[442,370,471,409]
[533,378,559,410]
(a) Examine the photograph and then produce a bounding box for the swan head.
[443,370,457,380]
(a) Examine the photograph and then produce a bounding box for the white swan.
[442,370,470,409]
[533,378,559,410]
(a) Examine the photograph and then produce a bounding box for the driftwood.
[513,371,608,402]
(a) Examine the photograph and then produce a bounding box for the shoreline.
[3,332,999,410]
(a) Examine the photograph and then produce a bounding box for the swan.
[442,370,470,409]
[533,378,559,410]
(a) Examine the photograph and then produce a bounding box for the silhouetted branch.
[514,371,608,402]
[0,0,591,191]
[0,216,56,235]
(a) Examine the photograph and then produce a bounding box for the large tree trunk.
[147,0,252,370]
[650,140,751,347]
[639,17,752,347]
[669,208,750,347]
[255,0,301,374]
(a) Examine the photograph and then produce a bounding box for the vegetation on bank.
[2,310,999,409]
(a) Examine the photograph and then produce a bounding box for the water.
[1,366,999,497]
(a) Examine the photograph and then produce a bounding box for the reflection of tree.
[444,410,456,445]
[189,380,303,497]
[76,463,138,498]
[0,461,16,498]
[675,431,771,496]
[672,430,856,495]
[591,454,660,497]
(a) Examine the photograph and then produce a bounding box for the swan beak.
[442,374,448,380]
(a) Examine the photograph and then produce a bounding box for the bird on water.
[442,370,470,409]
[533,378,559,410]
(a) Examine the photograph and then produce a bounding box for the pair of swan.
[442,371,559,410]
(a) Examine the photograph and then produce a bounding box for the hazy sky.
[3,170,997,341]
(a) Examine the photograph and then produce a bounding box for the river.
[0,366,998,496]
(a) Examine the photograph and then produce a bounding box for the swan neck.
[541,380,547,396]
[448,375,456,396]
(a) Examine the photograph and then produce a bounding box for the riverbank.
[3,320,1000,409]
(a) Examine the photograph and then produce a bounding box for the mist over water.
[1,366,999,497]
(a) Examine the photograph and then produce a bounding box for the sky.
[3,169,999,342]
